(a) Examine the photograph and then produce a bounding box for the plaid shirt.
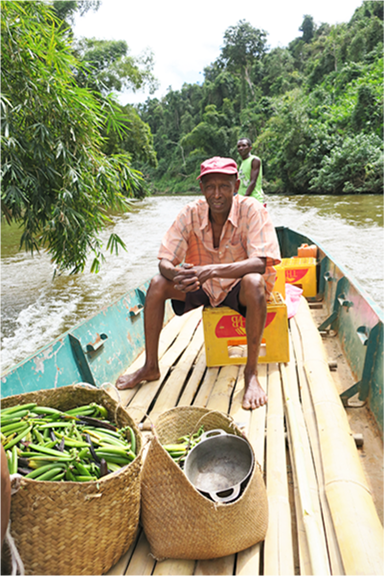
[158,195,281,307]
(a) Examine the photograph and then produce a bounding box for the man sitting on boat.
[116,156,281,409]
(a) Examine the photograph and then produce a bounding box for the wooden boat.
[1,226,383,575]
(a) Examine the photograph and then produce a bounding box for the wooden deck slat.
[178,347,207,406]
[124,530,155,576]
[245,365,268,470]
[234,365,267,576]
[263,364,295,576]
[281,356,331,575]
[125,308,202,422]
[193,366,220,407]
[147,322,204,422]
[117,311,189,407]
[291,318,345,575]
[205,363,242,412]
[195,556,236,575]
[282,357,312,576]
[152,558,196,575]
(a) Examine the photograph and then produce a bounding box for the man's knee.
[240,273,266,304]
[147,273,177,301]
[147,274,169,298]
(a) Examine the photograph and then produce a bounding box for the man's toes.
[242,397,251,410]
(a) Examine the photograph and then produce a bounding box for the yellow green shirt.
[238,155,264,203]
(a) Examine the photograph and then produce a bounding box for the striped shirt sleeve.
[157,205,190,265]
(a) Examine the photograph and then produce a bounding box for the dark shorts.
[171,281,247,318]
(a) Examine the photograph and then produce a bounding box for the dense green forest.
[133,2,383,195]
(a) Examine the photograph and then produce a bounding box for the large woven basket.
[141,406,268,560]
[1,384,143,576]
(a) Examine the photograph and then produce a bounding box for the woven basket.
[1,384,143,576]
[141,406,268,560]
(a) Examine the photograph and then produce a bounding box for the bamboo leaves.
[1,1,143,273]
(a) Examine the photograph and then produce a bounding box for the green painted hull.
[2,227,382,436]
[277,226,383,435]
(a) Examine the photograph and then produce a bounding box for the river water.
[1,194,383,373]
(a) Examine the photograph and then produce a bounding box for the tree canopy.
[137,3,383,195]
[1,0,157,273]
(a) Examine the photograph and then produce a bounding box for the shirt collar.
[200,195,240,231]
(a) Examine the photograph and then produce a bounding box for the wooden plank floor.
[106,300,347,576]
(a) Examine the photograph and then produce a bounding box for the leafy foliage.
[1,1,144,273]
[309,133,383,194]
[74,38,158,95]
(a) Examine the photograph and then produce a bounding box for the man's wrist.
[211,265,219,279]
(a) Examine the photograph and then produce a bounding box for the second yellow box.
[281,257,317,297]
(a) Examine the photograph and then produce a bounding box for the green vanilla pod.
[29,466,66,481]
[25,462,66,479]
[26,443,72,458]
[127,426,136,455]
[1,403,37,416]
[3,425,33,450]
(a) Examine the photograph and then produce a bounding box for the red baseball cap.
[197,156,239,180]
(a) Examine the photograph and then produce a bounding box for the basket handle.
[100,382,122,405]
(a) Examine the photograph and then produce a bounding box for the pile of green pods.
[1,402,136,482]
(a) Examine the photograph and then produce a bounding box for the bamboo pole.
[295,297,384,575]
[281,360,331,575]
[263,364,295,575]
[291,317,345,575]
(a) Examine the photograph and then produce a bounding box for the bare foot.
[116,365,160,390]
[242,371,268,410]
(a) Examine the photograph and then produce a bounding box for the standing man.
[237,137,265,205]
[116,157,280,410]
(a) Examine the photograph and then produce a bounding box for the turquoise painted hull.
[2,227,383,436]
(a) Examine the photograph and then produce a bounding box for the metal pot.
[184,429,254,503]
